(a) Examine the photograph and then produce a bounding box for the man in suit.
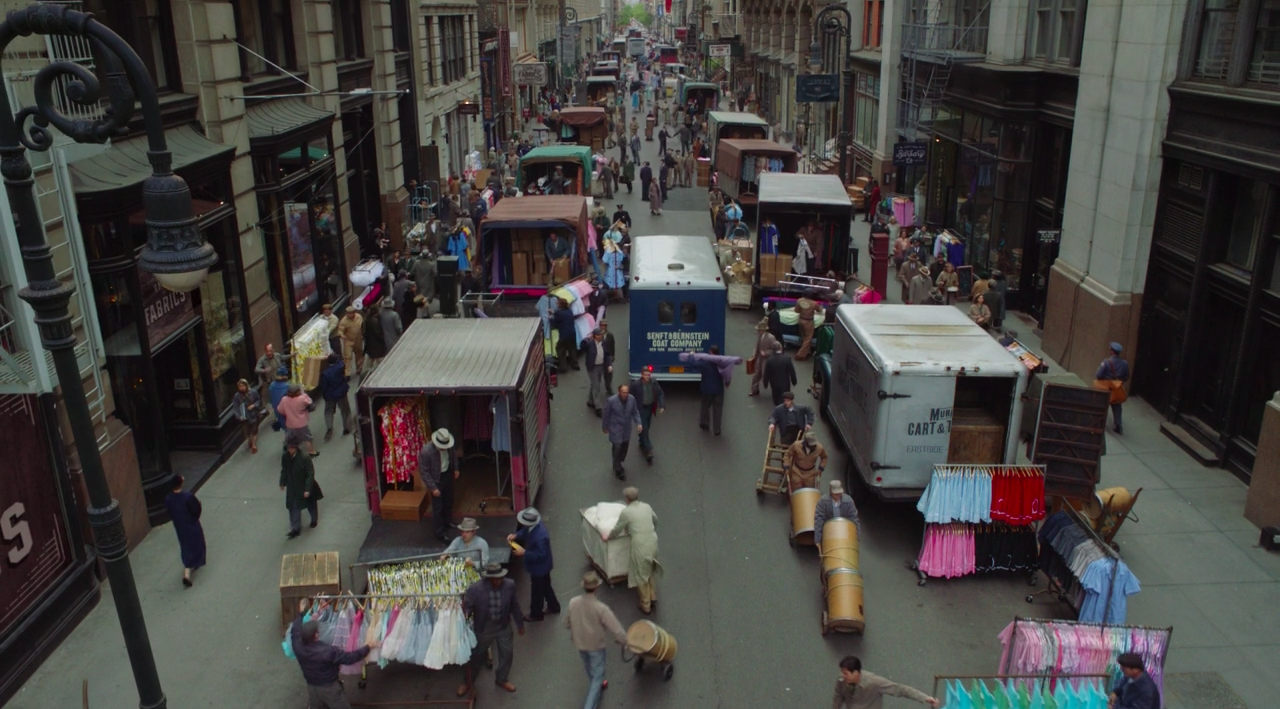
[583,328,612,412]
[768,392,814,446]
[459,564,525,696]
[418,428,459,543]
[601,384,642,480]
[639,161,652,202]
[750,320,780,397]
[761,343,798,407]
[629,367,666,464]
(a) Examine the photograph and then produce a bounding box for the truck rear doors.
[877,375,956,494]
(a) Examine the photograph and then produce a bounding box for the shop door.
[152,327,210,433]
[1027,205,1060,327]
[1134,302,1183,415]
[1184,290,1245,432]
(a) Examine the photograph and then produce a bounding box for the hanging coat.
[164,489,206,570]
[607,500,661,587]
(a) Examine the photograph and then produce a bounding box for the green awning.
[69,124,236,196]
[280,146,331,161]
[246,97,334,147]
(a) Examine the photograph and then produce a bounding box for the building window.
[233,0,296,79]
[1249,0,1280,84]
[1220,178,1266,271]
[441,16,469,84]
[854,72,879,149]
[421,16,436,86]
[863,0,882,48]
[392,0,413,53]
[85,0,181,93]
[1028,0,1078,64]
[1194,0,1239,79]
[333,0,366,60]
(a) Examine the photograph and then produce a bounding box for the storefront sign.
[498,29,512,97]
[559,26,578,77]
[0,395,74,637]
[140,270,196,346]
[480,57,496,121]
[709,43,730,58]
[1038,229,1061,243]
[796,74,839,103]
[646,330,711,353]
[514,63,548,87]
[457,101,480,116]
[893,141,928,166]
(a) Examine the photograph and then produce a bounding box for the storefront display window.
[200,218,249,413]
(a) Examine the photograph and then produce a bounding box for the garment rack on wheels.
[356,319,551,560]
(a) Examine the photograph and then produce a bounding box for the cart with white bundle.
[581,502,631,586]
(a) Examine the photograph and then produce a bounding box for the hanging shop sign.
[892,141,929,166]
[480,57,496,121]
[498,29,512,97]
[796,74,840,103]
[514,62,549,87]
[457,101,480,116]
[708,43,730,58]
[0,394,74,637]
[140,270,196,347]
[559,26,578,77]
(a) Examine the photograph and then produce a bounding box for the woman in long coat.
[648,176,663,215]
[164,475,206,587]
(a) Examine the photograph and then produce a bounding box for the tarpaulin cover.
[557,107,608,127]
[517,145,594,189]
[716,139,799,181]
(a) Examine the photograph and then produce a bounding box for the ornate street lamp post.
[0,5,219,707]
[808,3,853,184]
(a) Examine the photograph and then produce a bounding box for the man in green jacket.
[832,656,938,709]
[280,442,322,539]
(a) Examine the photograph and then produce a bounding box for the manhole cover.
[1162,672,1248,709]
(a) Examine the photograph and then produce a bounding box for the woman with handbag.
[1094,342,1130,435]
[232,378,266,454]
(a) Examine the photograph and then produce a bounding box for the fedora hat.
[582,571,602,591]
[517,507,542,527]
[458,517,479,532]
[482,563,508,578]
[432,429,455,449]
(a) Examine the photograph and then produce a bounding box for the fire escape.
[897,0,989,140]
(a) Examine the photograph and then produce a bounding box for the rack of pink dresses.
[998,616,1173,704]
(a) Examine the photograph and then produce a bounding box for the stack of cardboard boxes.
[508,229,551,286]
[757,253,792,287]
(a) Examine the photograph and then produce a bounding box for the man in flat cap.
[1096,342,1130,435]
[290,598,378,708]
[1110,653,1158,709]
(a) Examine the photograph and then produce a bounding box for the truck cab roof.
[836,304,1027,376]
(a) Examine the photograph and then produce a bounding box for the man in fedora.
[509,507,560,620]
[418,428,459,543]
[460,563,524,696]
[564,571,627,709]
[443,517,489,567]
[814,479,860,549]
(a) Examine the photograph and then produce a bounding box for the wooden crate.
[947,408,1006,464]
[279,551,340,631]
[380,489,429,521]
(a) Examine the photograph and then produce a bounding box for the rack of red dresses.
[912,465,1046,585]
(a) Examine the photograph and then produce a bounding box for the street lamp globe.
[137,166,217,292]
[808,40,822,72]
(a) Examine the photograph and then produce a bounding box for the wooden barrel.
[826,568,865,633]
[789,488,821,546]
[626,620,678,663]
[820,518,860,577]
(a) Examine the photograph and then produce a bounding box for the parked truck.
[815,304,1030,500]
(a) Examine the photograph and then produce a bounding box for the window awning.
[516,52,539,64]
[246,97,335,148]
[69,124,236,197]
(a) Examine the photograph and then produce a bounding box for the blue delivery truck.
[628,235,727,381]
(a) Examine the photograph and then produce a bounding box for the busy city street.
[8,81,1280,708]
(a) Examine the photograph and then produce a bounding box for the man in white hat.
[443,517,489,567]
[814,479,860,549]
[564,571,627,708]
[418,428,459,543]
[509,507,560,620]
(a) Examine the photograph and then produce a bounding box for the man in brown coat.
[750,319,779,397]
[336,306,365,376]
[784,431,828,493]
[794,296,819,360]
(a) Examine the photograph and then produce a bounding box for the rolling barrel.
[819,517,864,633]
[819,518,860,577]
[626,620,678,663]
[789,488,821,546]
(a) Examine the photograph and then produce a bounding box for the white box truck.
[817,304,1030,500]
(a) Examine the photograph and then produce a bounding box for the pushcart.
[756,430,800,497]
[581,503,631,586]
[622,620,677,680]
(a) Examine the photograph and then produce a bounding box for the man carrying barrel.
[814,480,860,548]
